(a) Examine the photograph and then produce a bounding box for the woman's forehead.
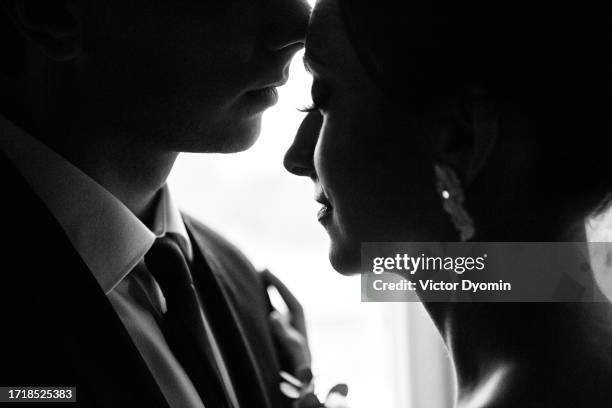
[306,0,359,72]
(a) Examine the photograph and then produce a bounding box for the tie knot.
[145,235,193,299]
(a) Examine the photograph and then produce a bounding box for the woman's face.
[284,0,449,274]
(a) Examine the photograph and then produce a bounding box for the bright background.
[168,45,455,408]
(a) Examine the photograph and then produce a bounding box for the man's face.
[72,0,309,152]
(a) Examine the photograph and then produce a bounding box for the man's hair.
[0,5,27,76]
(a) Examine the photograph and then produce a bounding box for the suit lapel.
[184,220,275,408]
[1,155,169,408]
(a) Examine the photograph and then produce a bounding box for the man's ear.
[434,91,499,186]
[1,0,81,61]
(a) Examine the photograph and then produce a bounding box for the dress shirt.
[0,114,238,408]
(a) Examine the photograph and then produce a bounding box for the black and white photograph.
[2,1,612,407]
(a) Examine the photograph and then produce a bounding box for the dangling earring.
[434,164,475,241]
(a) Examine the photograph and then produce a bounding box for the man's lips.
[251,73,289,91]
[244,87,279,106]
[241,75,288,111]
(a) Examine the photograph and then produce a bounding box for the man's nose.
[284,111,322,177]
[263,0,311,52]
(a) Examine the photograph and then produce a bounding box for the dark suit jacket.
[0,154,290,408]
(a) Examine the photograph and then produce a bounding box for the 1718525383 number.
[0,387,76,402]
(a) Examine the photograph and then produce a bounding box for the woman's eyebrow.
[302,54,313,73]
[303,51,326,73]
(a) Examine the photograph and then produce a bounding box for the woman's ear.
[434,91,499,186]
[1,0,82,62]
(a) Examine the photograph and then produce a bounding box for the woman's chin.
[328,242,363,276]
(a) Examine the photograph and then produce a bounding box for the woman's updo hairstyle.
[338,1,612,218]
[0,3,27,77]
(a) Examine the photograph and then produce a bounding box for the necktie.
[144,235,233,408]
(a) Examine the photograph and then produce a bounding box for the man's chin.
[186,116,263,153]
[216,132,260,153]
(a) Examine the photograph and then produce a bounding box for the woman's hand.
[293,384,350,408]
[269,310,312,378]
[262,269,350,408]
[262,268,312,378]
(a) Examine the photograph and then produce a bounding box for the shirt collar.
[151,185,194,262]
[0,114,192,294]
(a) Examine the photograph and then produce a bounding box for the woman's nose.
[284,111,323,178]
[263,0,311,52]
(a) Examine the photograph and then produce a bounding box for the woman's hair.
[0,4,26,76]
[338,4,609,100]
[338,2,612,217]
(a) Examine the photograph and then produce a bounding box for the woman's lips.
[314,185,333,222]
[317,203,333,221]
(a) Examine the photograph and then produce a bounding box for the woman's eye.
[298,103,320,113]
[298,81,332,113]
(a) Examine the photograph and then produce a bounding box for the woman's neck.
[442,303,612,408]
[426,293,612,407]
[424,223,612,407]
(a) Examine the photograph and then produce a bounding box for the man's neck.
[57,134,178,223]
[68,143,178,223]
[5,109,178,222]
[3,67,182,222]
